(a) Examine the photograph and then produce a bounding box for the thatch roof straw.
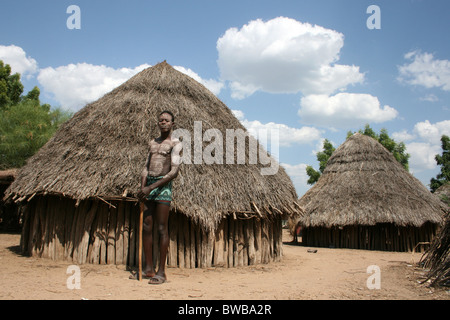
[420,212,450,287]
[434,183,450,207]
[292,133,445,229]
[4,61,299,231]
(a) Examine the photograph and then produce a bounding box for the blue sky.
[1,0,449,197]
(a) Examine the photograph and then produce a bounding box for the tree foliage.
[0,60,23,108]
[305,139,335,185]
[0,60,72,169]
[430,135,450,193]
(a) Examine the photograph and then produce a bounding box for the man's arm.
[138,151,151,198]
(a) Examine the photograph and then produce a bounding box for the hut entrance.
[0,170,20,231]
[301,223,438,252]
[20,195,283,267]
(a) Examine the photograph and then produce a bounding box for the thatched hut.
[4,61,300,267]
[290,133,445,252]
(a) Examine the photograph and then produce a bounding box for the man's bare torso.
[146,138,175,177]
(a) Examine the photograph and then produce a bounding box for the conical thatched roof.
[434,183,450,206]
[294,133,444,229]
[5,61,299,231]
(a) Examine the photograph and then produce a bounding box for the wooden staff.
[138,201,144,281]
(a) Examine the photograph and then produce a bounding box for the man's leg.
[149,202,170,283]
[142,200,156,277]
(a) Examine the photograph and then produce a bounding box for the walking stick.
[138,201,144,281]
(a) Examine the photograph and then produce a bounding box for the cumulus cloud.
[0,44,38,78]
[392,130,415,142]
[398,51,450,91]
[232,109,323,147]
[173,66,224,95]
[407,142,441,171]
[217,17,364,99]
[37,63,151,111]
[413,119,450,144]
[36,62,224,111]
[394,120,450,172]
[298,93,398,128]
[280,163,309,196]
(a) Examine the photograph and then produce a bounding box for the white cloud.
[281,163,310,197]
[398,51,450,91]
[394,120,450,173]
[37,63,151,111]
[232,109,322,147]
[174,66,224,95]
[420,94,439,102]
[413,119,450,145]
[0,45,38,78]
[298,93,398,128]
[231,109,245,121]
[37,62,225,111]
[392,130,415,142]
[217,17,364,99]
[406,142,441,171]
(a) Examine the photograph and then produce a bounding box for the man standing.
[133,110,181,284]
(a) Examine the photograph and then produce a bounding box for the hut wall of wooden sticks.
[20,195,283,267]
[300,223,438,252]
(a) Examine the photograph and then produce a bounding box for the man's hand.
[137,185,153,201]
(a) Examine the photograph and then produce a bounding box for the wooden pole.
[138,202,144,281]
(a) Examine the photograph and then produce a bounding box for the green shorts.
[146,176,173,206]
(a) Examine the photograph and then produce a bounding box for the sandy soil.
[0,230,448,301]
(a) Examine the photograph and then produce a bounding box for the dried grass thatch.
[420,184,450,286]
[5,61,299,232]
[434,183,450,207]
[420,212,450,287]
[291,133,444,230]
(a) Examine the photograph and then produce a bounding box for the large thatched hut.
[290,133,445,252]
[5,61,300,267]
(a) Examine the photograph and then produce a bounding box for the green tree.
[0,60,24,108]
[0,99,72,169]
[0,60,72,169]
[430,135,450,192]
[306,139,335,185]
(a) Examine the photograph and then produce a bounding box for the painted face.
[158,112,174,132]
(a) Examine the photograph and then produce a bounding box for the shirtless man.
[134,110,182,284]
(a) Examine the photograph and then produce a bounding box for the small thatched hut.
[290,133,445,252]
[5,61,300,267]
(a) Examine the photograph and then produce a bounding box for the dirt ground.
[0,229,448,301]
